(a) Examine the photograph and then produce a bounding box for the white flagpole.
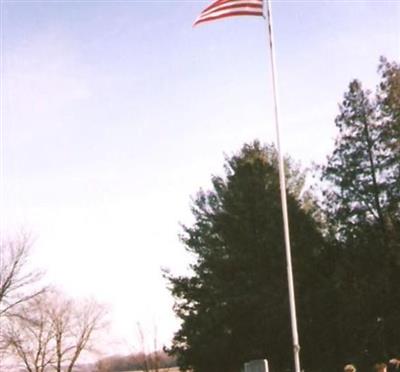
[263,1,301,372]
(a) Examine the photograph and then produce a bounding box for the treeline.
[94,351,177,371]
[165,57,400,372]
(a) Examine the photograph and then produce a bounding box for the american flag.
[193,0,264,26]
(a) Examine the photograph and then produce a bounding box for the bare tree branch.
[0,233,47,318]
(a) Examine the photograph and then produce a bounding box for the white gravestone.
[244,359,269,372]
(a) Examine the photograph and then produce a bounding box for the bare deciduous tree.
[136,323,164,372]
[52,295,108,372]
[3,290,108,372]
[2,295,54,372]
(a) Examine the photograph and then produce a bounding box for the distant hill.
[94,351,177,372]
[120,369,180,372]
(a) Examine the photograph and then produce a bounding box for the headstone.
[244,359,269,372]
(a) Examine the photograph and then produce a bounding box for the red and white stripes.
[193,0,264,26]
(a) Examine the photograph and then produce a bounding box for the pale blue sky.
[1,0,399,356]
